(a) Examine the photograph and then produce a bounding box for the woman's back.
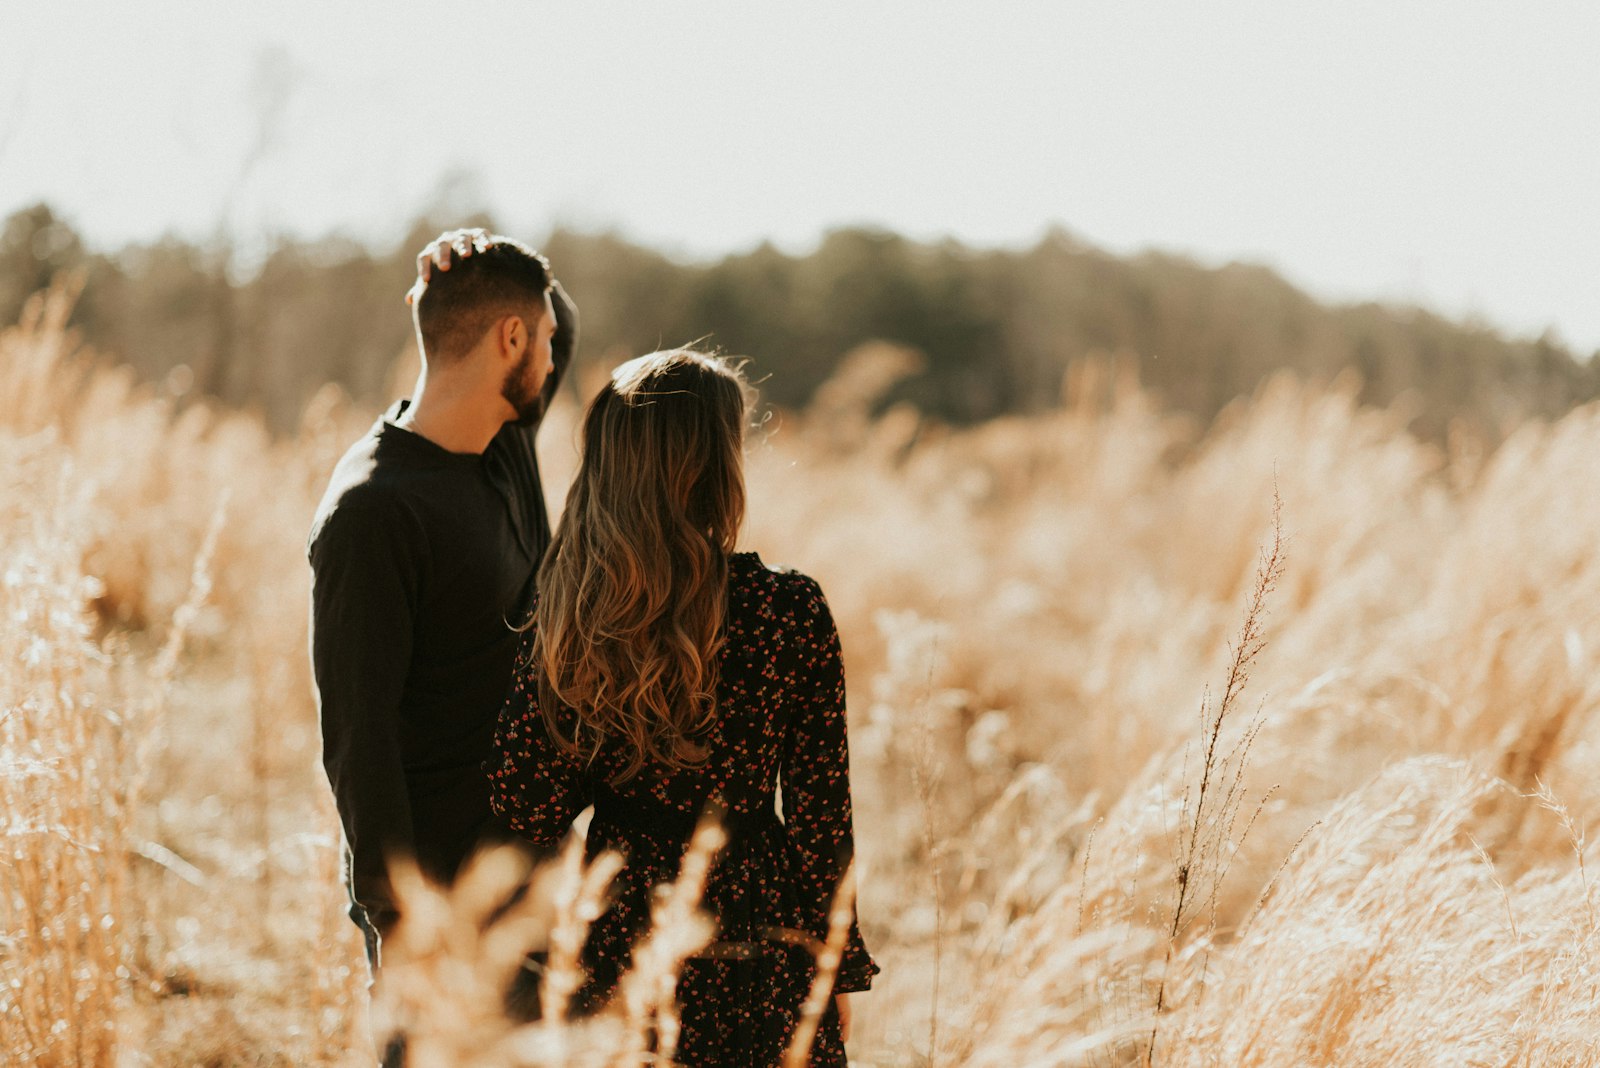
[487,551,878,1066]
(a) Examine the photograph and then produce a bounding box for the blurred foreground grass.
[5,290,1600,1065]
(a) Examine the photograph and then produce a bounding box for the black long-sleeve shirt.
[307,284,576,930]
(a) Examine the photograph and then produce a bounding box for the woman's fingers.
[414,240,450,283]
[448,226,491,262]
[407,227,495,302]
[834,993,852,1042]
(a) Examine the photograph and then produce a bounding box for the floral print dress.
[486,552,879,1067]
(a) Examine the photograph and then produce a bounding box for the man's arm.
[536,278,579,420]
[308,495,424,934]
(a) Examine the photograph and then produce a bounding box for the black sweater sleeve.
[308,493,426,929]
[545,278,579,407]
[523,278,579,427]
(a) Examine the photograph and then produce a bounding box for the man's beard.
[502,348,542,426]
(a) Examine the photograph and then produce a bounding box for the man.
[307,228,577,986]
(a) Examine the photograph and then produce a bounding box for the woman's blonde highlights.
[531,349,753,782]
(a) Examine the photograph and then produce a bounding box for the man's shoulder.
[307,422,423,557]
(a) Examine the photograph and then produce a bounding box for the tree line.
[4,202,1594,438]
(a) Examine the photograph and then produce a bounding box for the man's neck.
[395,375,506,455]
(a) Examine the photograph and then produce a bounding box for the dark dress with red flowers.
[486,552,879,1067]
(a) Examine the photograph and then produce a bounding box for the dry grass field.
[6,286,1600,1066]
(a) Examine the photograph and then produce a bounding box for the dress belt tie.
[588,786,809,961]
[590,784,780,844]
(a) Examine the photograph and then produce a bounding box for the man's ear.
[495,315,524,362]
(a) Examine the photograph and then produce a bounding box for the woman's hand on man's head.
[417,227,492,281]
[405,228,493,305]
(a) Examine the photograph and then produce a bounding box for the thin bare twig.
[1149,490,1285,1060]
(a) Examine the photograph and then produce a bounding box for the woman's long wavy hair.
[531,348,753,782]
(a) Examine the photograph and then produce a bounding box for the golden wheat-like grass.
[6,293,1600,1065]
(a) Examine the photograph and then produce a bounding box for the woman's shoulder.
[731,549,817,585]
[730,551,828,612]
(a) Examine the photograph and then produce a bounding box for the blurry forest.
[4,201,1595,438]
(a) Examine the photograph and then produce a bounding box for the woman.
[486,348,878,1066]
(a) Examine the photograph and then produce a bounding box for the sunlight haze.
[3,0,1597,350]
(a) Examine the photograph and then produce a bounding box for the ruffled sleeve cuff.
[834,925,880,992]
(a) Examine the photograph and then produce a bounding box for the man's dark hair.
[413,236,552,363]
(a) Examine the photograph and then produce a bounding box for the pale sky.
[3,1,1597,351]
